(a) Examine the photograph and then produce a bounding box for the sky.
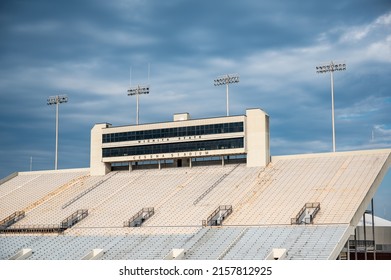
[0,0,390,219]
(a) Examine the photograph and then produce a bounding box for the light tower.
[214,73,240,116]
[316,61,346,152]
[127,85,149,125]
[47,95,68,170]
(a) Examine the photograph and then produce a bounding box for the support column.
[246,108,270,167]
[354,227,357,260]
[90,123,111,176]
[363,212,367,260]
[371,199,376,260]
[354,228,358,260]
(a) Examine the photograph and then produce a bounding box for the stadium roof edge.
[350,149,391,228]
[18,167,90,176]
[328,225,354,260]
[96,108,268,130]
[271,148,391,161]
[99,114,245,130]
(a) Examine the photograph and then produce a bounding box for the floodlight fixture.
[316,63,346,74]
[127,85,150,125]
[214,73,239,116]
[47,95,68,105]
[316,61,347,152]
[47,94,68,170]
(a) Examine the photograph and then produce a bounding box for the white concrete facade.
[246,108,270,167]
[90,108,270,175]
[90,123,111,176]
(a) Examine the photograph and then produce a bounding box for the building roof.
[357,214,391,227]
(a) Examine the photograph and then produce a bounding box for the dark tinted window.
[102,122,244,143]
[102,138,244,157]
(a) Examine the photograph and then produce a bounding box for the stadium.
[0,108,390,260]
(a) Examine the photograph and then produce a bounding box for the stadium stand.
[0,109,390,259]
[0,149,390,259]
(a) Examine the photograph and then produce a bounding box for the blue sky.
[0,0,390,219]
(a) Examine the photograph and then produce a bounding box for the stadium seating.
[0,149,389,259]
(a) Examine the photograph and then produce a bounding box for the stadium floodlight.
[127,85,149,125]
[214,73,240,116]
[316,61,346,152]
[47,94,68,170]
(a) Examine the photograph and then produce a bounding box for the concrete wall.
[245,108,270,167]
[90,123,111,176]
[355,225,391,247]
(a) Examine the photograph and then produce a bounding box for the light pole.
[214,73,239,116]
[316,62,346,152]
[127,85,149,125]
[47,95,68,170]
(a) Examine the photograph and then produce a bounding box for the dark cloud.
[0,0,390,219]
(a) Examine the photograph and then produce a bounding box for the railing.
[0,172,18,186]
[0,211,25,229]
[202,205,233,227]
[349,240,375,251]
[62,172,117,209]
[291,202,320,225]
[123,207,155,227]
[61,209,88,228]
[0,224,65,234]
[193,164,240,205]
[0,209,88,234]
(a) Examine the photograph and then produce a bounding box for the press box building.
[91,108,270,175]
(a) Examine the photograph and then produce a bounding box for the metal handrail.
[124,207,154,227]
[349,240,375,248]
[0,211,25,229]
[193,164,240,205]
[0,224,65,234]
[0,209,88,234]
[62,172,117,209]
[61,209,88,228]
[204,205,233,226]
[291,202,320,225]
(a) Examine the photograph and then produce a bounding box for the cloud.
[337,96,390,121]
[11,20,61,34]
[339,12,391,42]
[337,12,391,64]
[372,124,391,144]
[1,1,391,180]
[271,138,330,155]
[76,22,157,48]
